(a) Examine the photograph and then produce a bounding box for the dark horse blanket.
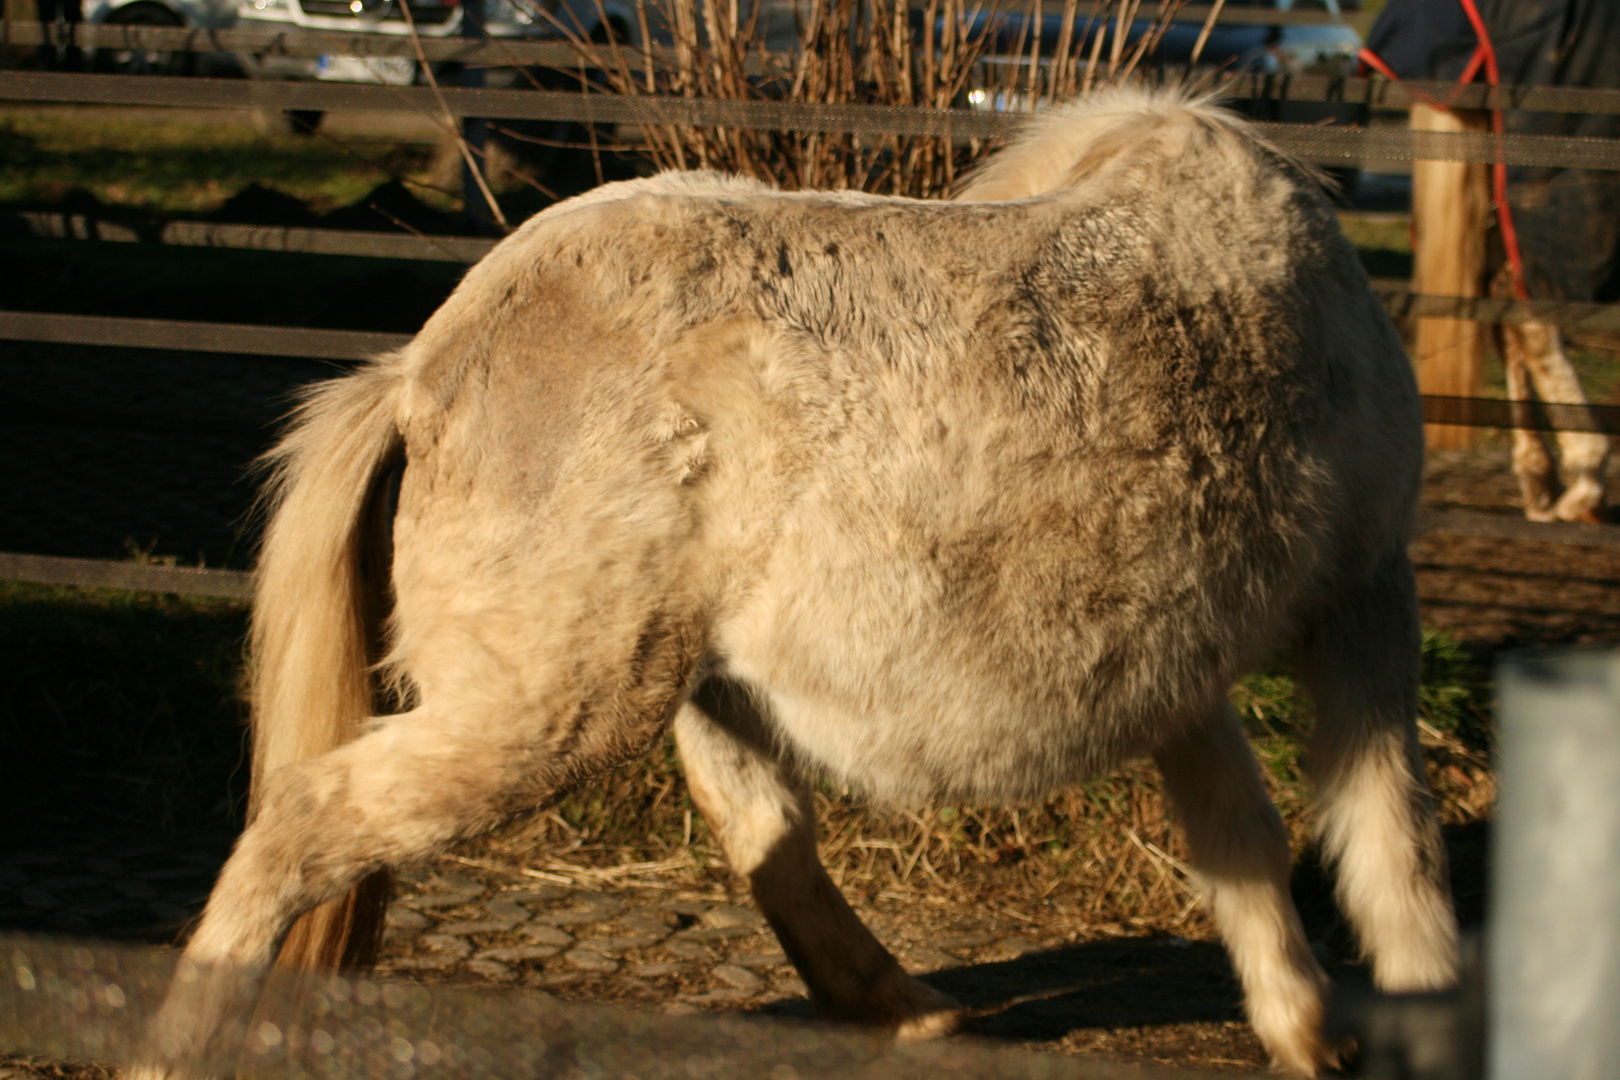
[1366,0,1620,303]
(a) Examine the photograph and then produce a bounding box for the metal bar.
[994,1,1347,25]
[1250,120,1620,171]
[0,310,409,360]
[8,311,1620,439]
[1491,650,1620,1080]
[0,552,253,598]
[14,25,1620,114]
[1419,394,1620,436]
[1368,280,1620,335]
[1210,72,1620,115]
[0,934,1221,1080]
[18,220,1620,338]
[10,71,1620,167]
[0,70,1014,138]
[15,212,496,262]
[8,513,1620,609]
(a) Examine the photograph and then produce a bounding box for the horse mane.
[955,86,1307,202]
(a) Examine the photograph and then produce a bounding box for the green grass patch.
[0,108,450,217]
[1338,212,1413,281]
[1233,628,1492,754]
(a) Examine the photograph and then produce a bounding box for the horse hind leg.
[673,677,961,1038]
[1292,551,1459,994]
[132,638,696,1079]
[1511,320,1609,523]
[1154,701,1332,1076]
[1501,323,1561,521]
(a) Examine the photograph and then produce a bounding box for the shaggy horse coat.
[135,89,1458,1078]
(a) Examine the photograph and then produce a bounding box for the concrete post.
[1491,650,1620,1080]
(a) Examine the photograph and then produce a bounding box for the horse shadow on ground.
[756,937,1260,1044]
[927,938,1250,1040]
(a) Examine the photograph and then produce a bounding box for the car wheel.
[251,109,325,136]
[101,3,191,76]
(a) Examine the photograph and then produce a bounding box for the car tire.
[251,109,325,136]
[100,3,192,76]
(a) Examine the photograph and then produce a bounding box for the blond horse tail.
[248,356,406,970]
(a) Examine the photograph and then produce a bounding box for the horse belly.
[713,547,1211,807]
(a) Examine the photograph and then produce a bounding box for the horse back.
[380,95,1419,802]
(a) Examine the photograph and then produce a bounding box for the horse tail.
[248,355,407,970]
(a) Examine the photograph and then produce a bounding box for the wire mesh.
[0,933,1220,1080]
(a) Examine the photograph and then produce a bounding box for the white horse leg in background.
[1499,317,1611,522]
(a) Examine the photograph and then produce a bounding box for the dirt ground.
[1415,442,1620,647]
[3,424,1618,1078]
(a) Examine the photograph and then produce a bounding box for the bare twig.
[397,0,510,231]
[1186,0,1228,72]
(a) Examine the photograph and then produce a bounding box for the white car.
[234,0,646,88]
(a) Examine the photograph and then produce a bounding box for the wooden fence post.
[1411,103,1493,451]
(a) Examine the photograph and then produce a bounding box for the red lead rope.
[1358,0,1531,300]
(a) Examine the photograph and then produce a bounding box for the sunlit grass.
[0,107,451,215]
[1337,212,1412,259]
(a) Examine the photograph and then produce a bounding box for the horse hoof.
[890,979,964,1042]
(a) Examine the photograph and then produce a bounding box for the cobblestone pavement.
[375,857,1266,1068]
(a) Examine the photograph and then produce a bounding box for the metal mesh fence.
[1,934,1220,1080]
[9,70,1620,169]
[11,21,1620,115]
[8,46,1620,586]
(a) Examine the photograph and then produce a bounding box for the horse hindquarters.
[134,359,713,1079]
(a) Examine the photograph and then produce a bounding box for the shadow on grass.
[0,583,251,843]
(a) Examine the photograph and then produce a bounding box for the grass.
[1337,211,1412,282]
[0,579,1496,937]
[0,108,452,217]
[0,581,252,838]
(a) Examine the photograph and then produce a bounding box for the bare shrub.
[528,0,1204,199]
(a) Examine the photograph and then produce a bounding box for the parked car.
[233,0,645,88]
[965,0,1364,110]
[80,0,238,75]
[962,0,1365,192]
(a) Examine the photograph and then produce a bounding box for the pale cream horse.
[133,88,1458,1078]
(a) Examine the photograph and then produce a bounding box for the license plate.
[315,55,417,85]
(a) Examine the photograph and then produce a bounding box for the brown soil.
[1416,440,1620,647]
